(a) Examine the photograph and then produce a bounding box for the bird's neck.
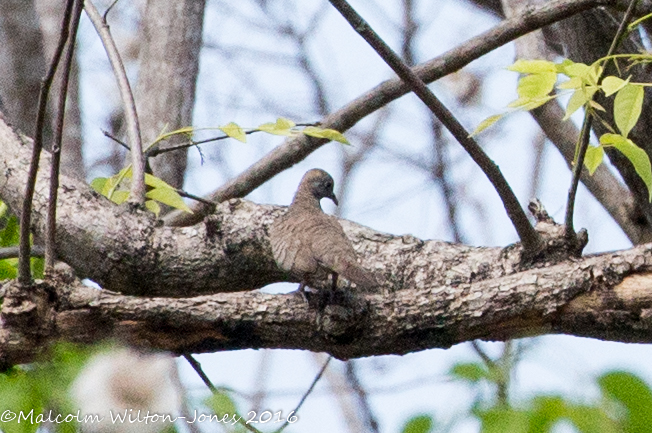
[291,190,322,211]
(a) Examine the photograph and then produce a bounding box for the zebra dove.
[269,169,378,294]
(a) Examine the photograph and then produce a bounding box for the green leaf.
[599,371,652,432]
[276,117,295,129]
[614,84,644,137]
[470,114,503,136]
[565,405,619,433]
[206,390,238,418]
[587,64,603,86]
[477,408,530,433]
[145,200,161,216]
[558,76,583,90]
[110,190,130,205]
[0,259,17,279]
[556,60,589,78]
[0,215,20,247]
[401,415,434,433]
[146,188,193,213]
[90,177,108,194]
[144,173,174,189]
[528,396,567,432]
[257,117,294,136]
[563,89,588,120]
[30,257,44,279]
[601,134,652,200]
[589,100,606,112]
[584,145,604,175]
[507,95,556,111]
[219,122,247,143]
[516,72,557,99]
[507,59,557,74]
[449,362,490,383]
[601,76,629,96]
[303,126,350,144]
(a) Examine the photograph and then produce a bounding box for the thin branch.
[183,353,217,393]
[183,353,263,433]
[46,0,83,271]
[165,0,611,228]
[147,123,318,157]
[564,0,640,240]
[176,189,216,208]
[274,356,332,433]
[326,0,541,253]
[18,0,75,285]
[84,0,145,204]
[0,246,44,260]
[344,360,380,433]
[101,129,130,151]
[102,0,120,22]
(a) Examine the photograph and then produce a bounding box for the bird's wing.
[310,215,379,289]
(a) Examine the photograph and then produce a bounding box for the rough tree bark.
[0,0,47,139]
[35,0,84,179]
[2,113,652,367]
[135,0,206,190]
[3,0,652,369]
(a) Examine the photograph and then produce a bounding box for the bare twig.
[84,0,145,204]
[101,129,130,151]
[0,246,44,260]
[430,119,465,243]
[18,0,75,285]
[165,0,609,228]
[46,0,83,271]
[148,123,317,157]
[564,0,640,240]
[176,189,215,208]
[103,0,120,22]
[326,0,541,252]
[274,356,332,433]
[183,353,263,433]
[183,353,217,393]
[344,361,380,433]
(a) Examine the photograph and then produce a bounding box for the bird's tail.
[339,261,380,290]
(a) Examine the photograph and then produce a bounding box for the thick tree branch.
[165,0,619,227]
[0,117,528,296]
[2,244,652,366]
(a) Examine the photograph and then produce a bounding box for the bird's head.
[298,169,338,205]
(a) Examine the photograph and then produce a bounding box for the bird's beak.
[330,193,339,206]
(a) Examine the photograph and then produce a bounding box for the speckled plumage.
[269,169,378,292]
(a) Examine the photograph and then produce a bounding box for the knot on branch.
[314,289,369,344]
[522,199,588,265]
[1,281,56,329]
[0,281,56,368]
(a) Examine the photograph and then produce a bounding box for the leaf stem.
[564,0,640,240]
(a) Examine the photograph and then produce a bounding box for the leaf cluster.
[473,58,652,199]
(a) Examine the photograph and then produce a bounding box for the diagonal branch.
[164,0,618,228]
[84,0,145,204]
[326,0,540,253]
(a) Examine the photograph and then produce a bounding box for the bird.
[269,169,379,295]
